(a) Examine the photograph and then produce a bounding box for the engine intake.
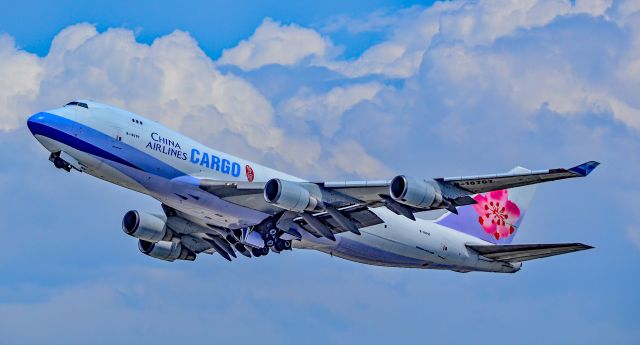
[389,176,444,209]
[122,210,173,242]
[138,240,196,262]
[263,179,317,212]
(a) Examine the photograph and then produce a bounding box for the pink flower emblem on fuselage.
[472,190,521,240]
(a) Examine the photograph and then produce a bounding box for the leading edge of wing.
[439,161,600,194]
[441,161,600,183]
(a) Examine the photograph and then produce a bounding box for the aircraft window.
[65,101,88,109]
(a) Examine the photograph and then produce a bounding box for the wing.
[318,161,599,218]
[194,161,598,240]
[437,161,601,194]
[466,243,593,262]
[324,161,599,200]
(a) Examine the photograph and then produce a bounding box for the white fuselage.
[27,101,520,273]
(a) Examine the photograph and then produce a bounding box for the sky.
[0,0,639,344]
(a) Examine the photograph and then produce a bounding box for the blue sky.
[1,0,639,344]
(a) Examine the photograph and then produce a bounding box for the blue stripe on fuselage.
[28,112,187,180]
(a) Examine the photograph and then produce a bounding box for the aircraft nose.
[27,112,47,135]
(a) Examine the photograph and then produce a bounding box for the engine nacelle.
[138,240,196,262]
[122,210,173,242]
[263,179,318,212]
[389,176,444,209]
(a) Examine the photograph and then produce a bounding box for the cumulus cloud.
[279,82,384,137]
[319,0,617,79]
[326,139,393,178]
[3,1,640,343]
[320,3,458,78]
[217,18,333,71]
[318,0,640,134]
[1,0,639,178]
[0,23,388,178]
[416,33,640,130]
[0,35,43,131]
[39,25,285,151]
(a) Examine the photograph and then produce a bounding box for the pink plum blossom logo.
[472,190,521,240]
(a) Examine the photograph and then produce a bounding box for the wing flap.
[467,243,593,262]
[294,205,384,237]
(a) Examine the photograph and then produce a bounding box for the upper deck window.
[65,101,89,109]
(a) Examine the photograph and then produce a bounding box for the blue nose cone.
[27,112,48,136]
[27,112,51,135]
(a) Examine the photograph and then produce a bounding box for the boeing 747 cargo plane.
[27,100,598,273]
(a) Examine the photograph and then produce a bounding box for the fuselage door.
[436,232,450,262]
[111,127,125,150]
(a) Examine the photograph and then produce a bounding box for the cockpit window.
[65,101,89,109]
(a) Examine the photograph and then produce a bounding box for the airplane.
[27,100,599,273]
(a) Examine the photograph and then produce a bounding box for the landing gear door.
[240,228,265,248]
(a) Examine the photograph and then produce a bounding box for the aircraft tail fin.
[435,166,537,244]
[466,243,593,262]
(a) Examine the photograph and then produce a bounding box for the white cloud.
[0,35,43,131]
[0,23,390,179]
[280,82,384,136]
[217,18,333,70]
[321,2,460,78]
[2,1,640,341]
[416,38,640,129]
[313,0,640,136]
[0,1,637,179]
[319,0,616,79]
[326,140,394,179]
[33,25,287,154]
[0,25,285,165]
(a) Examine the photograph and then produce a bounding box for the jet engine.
[138,240,196,262]
[263,179,318,212]
[122,210,173,242]
[389,176,444,209]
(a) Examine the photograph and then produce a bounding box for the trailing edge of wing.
[466,243,594,262]
[294,205,384,238]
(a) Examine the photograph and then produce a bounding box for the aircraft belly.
[325,233,427,268]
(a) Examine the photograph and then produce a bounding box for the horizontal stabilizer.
[467,243,593,262]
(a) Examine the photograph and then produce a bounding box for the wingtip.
[569,161,600,176]
[570,243,594,251]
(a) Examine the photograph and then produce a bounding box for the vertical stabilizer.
[436,167,537,244]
